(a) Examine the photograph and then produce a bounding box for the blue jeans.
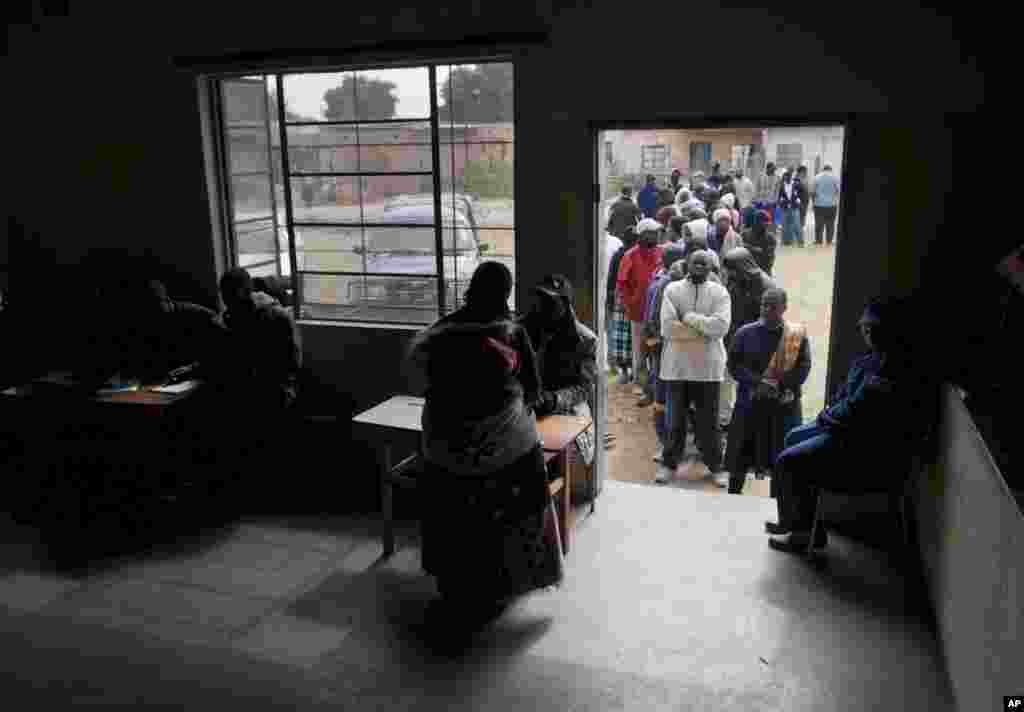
[782,207,802,245]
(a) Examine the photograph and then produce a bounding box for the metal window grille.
[213,62,516,326]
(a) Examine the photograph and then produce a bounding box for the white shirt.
[734,176,755,208]
[660,278,731,382]
[604,233,623,287]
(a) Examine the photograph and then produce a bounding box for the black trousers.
[813,206,838,244]
[662,380,722,472]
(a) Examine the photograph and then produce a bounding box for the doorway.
[595,125,844,495]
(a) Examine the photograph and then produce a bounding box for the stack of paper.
[152,379,201,394]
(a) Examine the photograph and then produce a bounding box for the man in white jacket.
[656,250,732,486]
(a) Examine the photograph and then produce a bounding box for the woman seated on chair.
[767,296,934,553]
[407,261,564,622]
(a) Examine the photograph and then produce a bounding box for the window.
[689,141,711,175]
[776,143,803,173]
[213,62,515,325]
[641,144,668,171]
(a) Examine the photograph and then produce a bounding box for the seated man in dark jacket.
[210,267,301,411]
[75,278,223,390]
[766,296,936,552]
[520,274,598,467]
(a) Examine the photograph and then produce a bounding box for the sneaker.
[712,471,730,488]
[654,464,672,484]
[636,396,654,407]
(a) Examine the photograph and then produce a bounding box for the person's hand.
[535,390,557,416]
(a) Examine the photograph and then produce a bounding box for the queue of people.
[602,166,832,494]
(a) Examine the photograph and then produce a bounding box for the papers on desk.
[95,374,142,396]
[151,379,201,394]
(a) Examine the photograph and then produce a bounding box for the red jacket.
[617,244,663,321]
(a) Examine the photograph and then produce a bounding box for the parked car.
[350,201,489,311]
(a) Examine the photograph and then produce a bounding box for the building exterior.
[763,126,845,177]
[602,128,764,195]
[602,126,845,197]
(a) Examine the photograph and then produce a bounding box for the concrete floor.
[0,481,951,710]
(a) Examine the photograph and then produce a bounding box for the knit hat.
[636,217,662,234]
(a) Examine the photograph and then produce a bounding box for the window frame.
[640,144,668,172]
[210,59,516,327]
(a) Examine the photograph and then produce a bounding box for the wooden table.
[1,376,207,535]
[353,395,593,557]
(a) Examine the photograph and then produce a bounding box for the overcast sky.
[275,67,444,121]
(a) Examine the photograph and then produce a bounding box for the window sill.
[297,319,424,331]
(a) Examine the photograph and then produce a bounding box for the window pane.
[300,274,439,324]
[287,126,358,172]
[236,219,277,256]
[246,262,280,278]
[222,79,269,126]
[364,227,438,274]
[357,122,432,172]
[290,176,361,222]
[232,173,273,222]
[361,175,435,222]
[227,127,271,174]
[283,72,352,122]
[355,68,430,121]
[299,226,364,272]
[477,227,514,263]
[437,63,513,127]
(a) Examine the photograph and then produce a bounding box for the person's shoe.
[712,471,730,488]
[652,445,664,463]
[617,371,631,385]
[636,395,654,407]
[764,521,790,535]
[654,464,672,484]
[632,386,646,396]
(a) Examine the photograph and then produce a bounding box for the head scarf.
[722,247,761,282]
[720,193,736,209]
[712,208,732,224]
[685,218,709,242]
[462,261,513,322]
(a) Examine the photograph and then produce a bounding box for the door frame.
[587,116,852,497]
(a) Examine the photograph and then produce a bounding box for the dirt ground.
[604,236,837,496]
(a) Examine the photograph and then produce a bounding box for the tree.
[322,76,398,122]
[438,64,513,124]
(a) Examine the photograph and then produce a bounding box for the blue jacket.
[820,351,931,446]
[729,321,811,412]
[638,184,659,219]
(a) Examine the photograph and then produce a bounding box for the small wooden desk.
[353,395,592,557]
